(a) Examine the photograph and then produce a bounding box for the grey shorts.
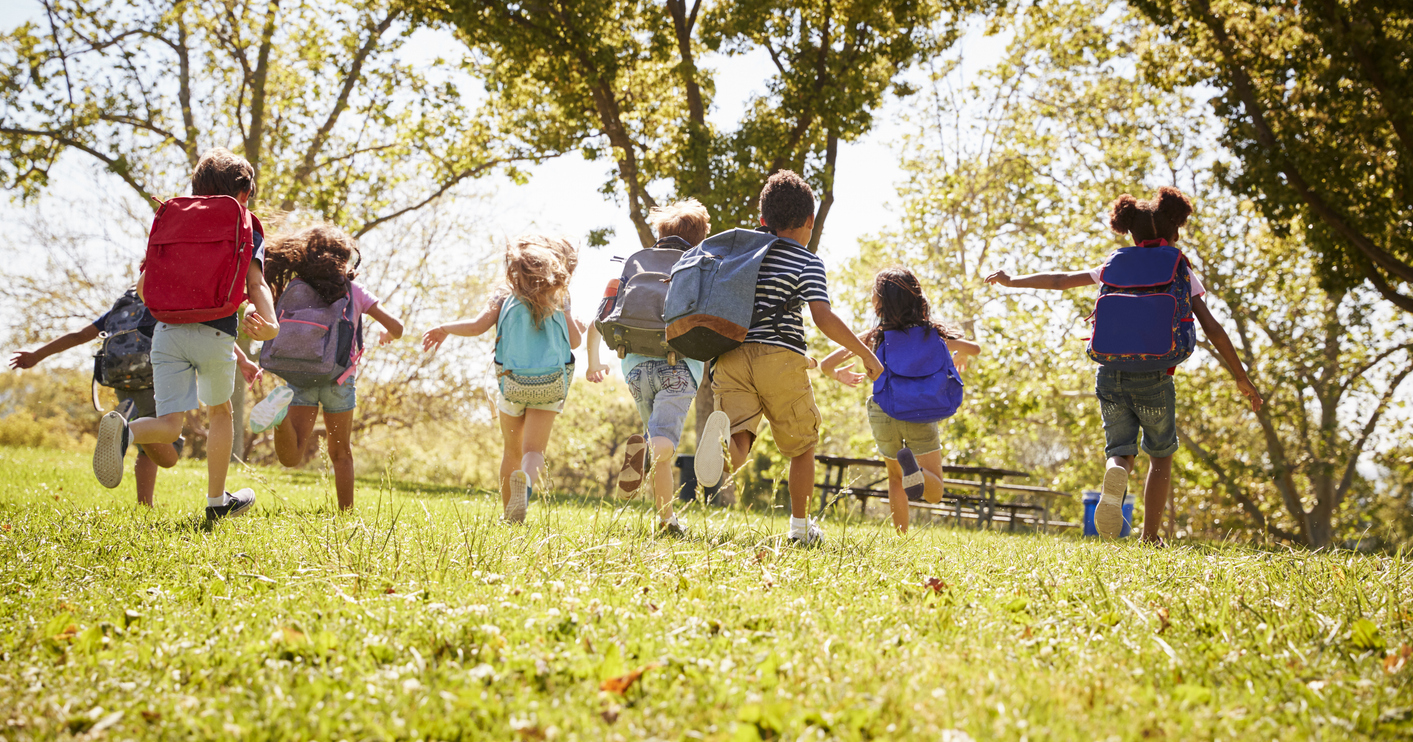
[290,373,357,414]
[626,359,697,447]
[1095,368,1178,458]
[866,398,941,459]
[151,323,237,417]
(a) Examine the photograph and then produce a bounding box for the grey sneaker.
[1095,464,1128,539]
[506,470,529,524]
[93,411,130,488]
[789,520,824,547]
[206,488,256,522]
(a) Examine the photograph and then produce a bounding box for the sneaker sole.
[250,387,295,433]
[507,471,529,523]
[897,448,925,501]
[695,411,730,488]
[1095,464,1128,539]
[93,412,127,489]
[618,435,647,495]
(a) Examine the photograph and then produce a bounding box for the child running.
[246,225,404,510]
[93,148,279,521]
[820,267,980,533]
[422,235,583,523]
[586,199,710,536]
[986,186,1262,542]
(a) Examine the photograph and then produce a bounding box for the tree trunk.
[807,130,837,253]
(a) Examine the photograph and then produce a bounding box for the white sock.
[207,494,228,507]
[790,516,809,534]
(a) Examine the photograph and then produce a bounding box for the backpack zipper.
[223,199,244,306]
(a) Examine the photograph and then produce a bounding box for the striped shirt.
[743,238,830,353]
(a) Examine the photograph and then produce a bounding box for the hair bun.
[1108,194,1139,235]
[1154,186,1193,229]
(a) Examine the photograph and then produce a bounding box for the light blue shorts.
[151,323,237,417]
[625,360,697,447]
[289,373,357,414]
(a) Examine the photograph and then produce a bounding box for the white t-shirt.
[1086,265,1205,297]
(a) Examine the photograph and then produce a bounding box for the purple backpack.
[1086,244,1196,371]
[258,278,362,387]
[872,325,965,423]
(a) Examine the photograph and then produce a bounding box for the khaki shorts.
[711,343,820,458]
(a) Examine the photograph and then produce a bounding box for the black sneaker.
[93,411,130,488]
[173,435,186,459]
[115,397,137,421]
[659,519,686,538]
[206,488,256,522]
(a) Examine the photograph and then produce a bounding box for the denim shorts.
[290,372,357,414]
[866,398,942,459]
[151,323,237,417]
[1094,368,1178,458]
[625,359,698,447]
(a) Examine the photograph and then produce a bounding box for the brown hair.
[1107,186,1193,243]
[861,267,962,351]
[648,198,711,246]
[758,170,815,231]
[191,147,256,199]
[504,234,577,328]
[263,225,359,305]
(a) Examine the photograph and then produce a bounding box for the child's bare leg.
[650,436,676,521]
[134,452,158,507]
[788,447,815,520]
[1141,454,1173,542]
[323,409,355,510]
[917,449,946,503]
[1108,454,1135,474]
[498,412,525,508]
[519,408,558,488]
[274,407,319,467]
[141,442,179,468]
[883,457,909,532]
[130,412,184,446]
[728,431,753,472]
[206,402,233,500]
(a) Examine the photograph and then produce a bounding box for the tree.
[1131,0,1413,314]
[423,0,977,249]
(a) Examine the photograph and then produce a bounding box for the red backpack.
[141,195,262,323]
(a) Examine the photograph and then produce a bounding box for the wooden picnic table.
[814,454,1075,530]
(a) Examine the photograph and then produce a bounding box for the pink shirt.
[349,281,379,334]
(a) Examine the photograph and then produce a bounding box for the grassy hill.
[0,446,1408,740]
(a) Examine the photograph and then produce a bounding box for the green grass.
[0,446,1409,741]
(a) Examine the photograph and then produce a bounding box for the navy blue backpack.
[1086,244,1197,372]
[872,325,965,423]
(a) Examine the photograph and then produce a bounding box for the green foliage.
[1,446,1412,739]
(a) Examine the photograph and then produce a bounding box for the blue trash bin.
[1082,490,1136,537]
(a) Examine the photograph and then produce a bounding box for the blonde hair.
[648,198,711,246]
[504,234,577,328]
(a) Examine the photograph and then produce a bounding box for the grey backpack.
[93,289,154,391]
[663,228,794,361]
[594,236,690,363]
[258,278,361,387]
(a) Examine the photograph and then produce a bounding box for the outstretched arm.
[819,346,867,387]
[8,324,101,369]
[242,263,280,341]
[585,324,610,382]
[422,296,502,352]
[985,269,1094,291]
[809,301,884,379]
[367,304,404,346]
[1192,296,1263,412]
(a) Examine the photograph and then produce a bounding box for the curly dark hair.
[758,170,816,231]
[1107,185,1193,243]
[263,224,360,305]
[860,267,962,351]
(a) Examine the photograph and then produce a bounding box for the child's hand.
[243,311,279,341]
[378,329,395,347]
[831,360,867,387]
[8,351,40,370]
[422,326,450,353]
[237,354,264,388]
[1237,377,1263,412]
[953,353,971,371]
[586,363,610,383]
[862,355,885,380]
[984,270,1013,287]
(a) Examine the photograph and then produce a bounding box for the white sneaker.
[789,519,825,547]
[93,411,129,488]
[1095,464,1129,539]
[249,386,294,433]
[695,411,730,488]
[506,470,529,524]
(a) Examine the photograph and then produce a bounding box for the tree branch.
[1180,429,1302,544]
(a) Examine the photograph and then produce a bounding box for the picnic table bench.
[815,455,1076,530]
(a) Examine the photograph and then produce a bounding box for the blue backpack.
[1086,244,1196,372]
[872,326,965,423]
[663,228,794,361]
[495,294,575,405]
